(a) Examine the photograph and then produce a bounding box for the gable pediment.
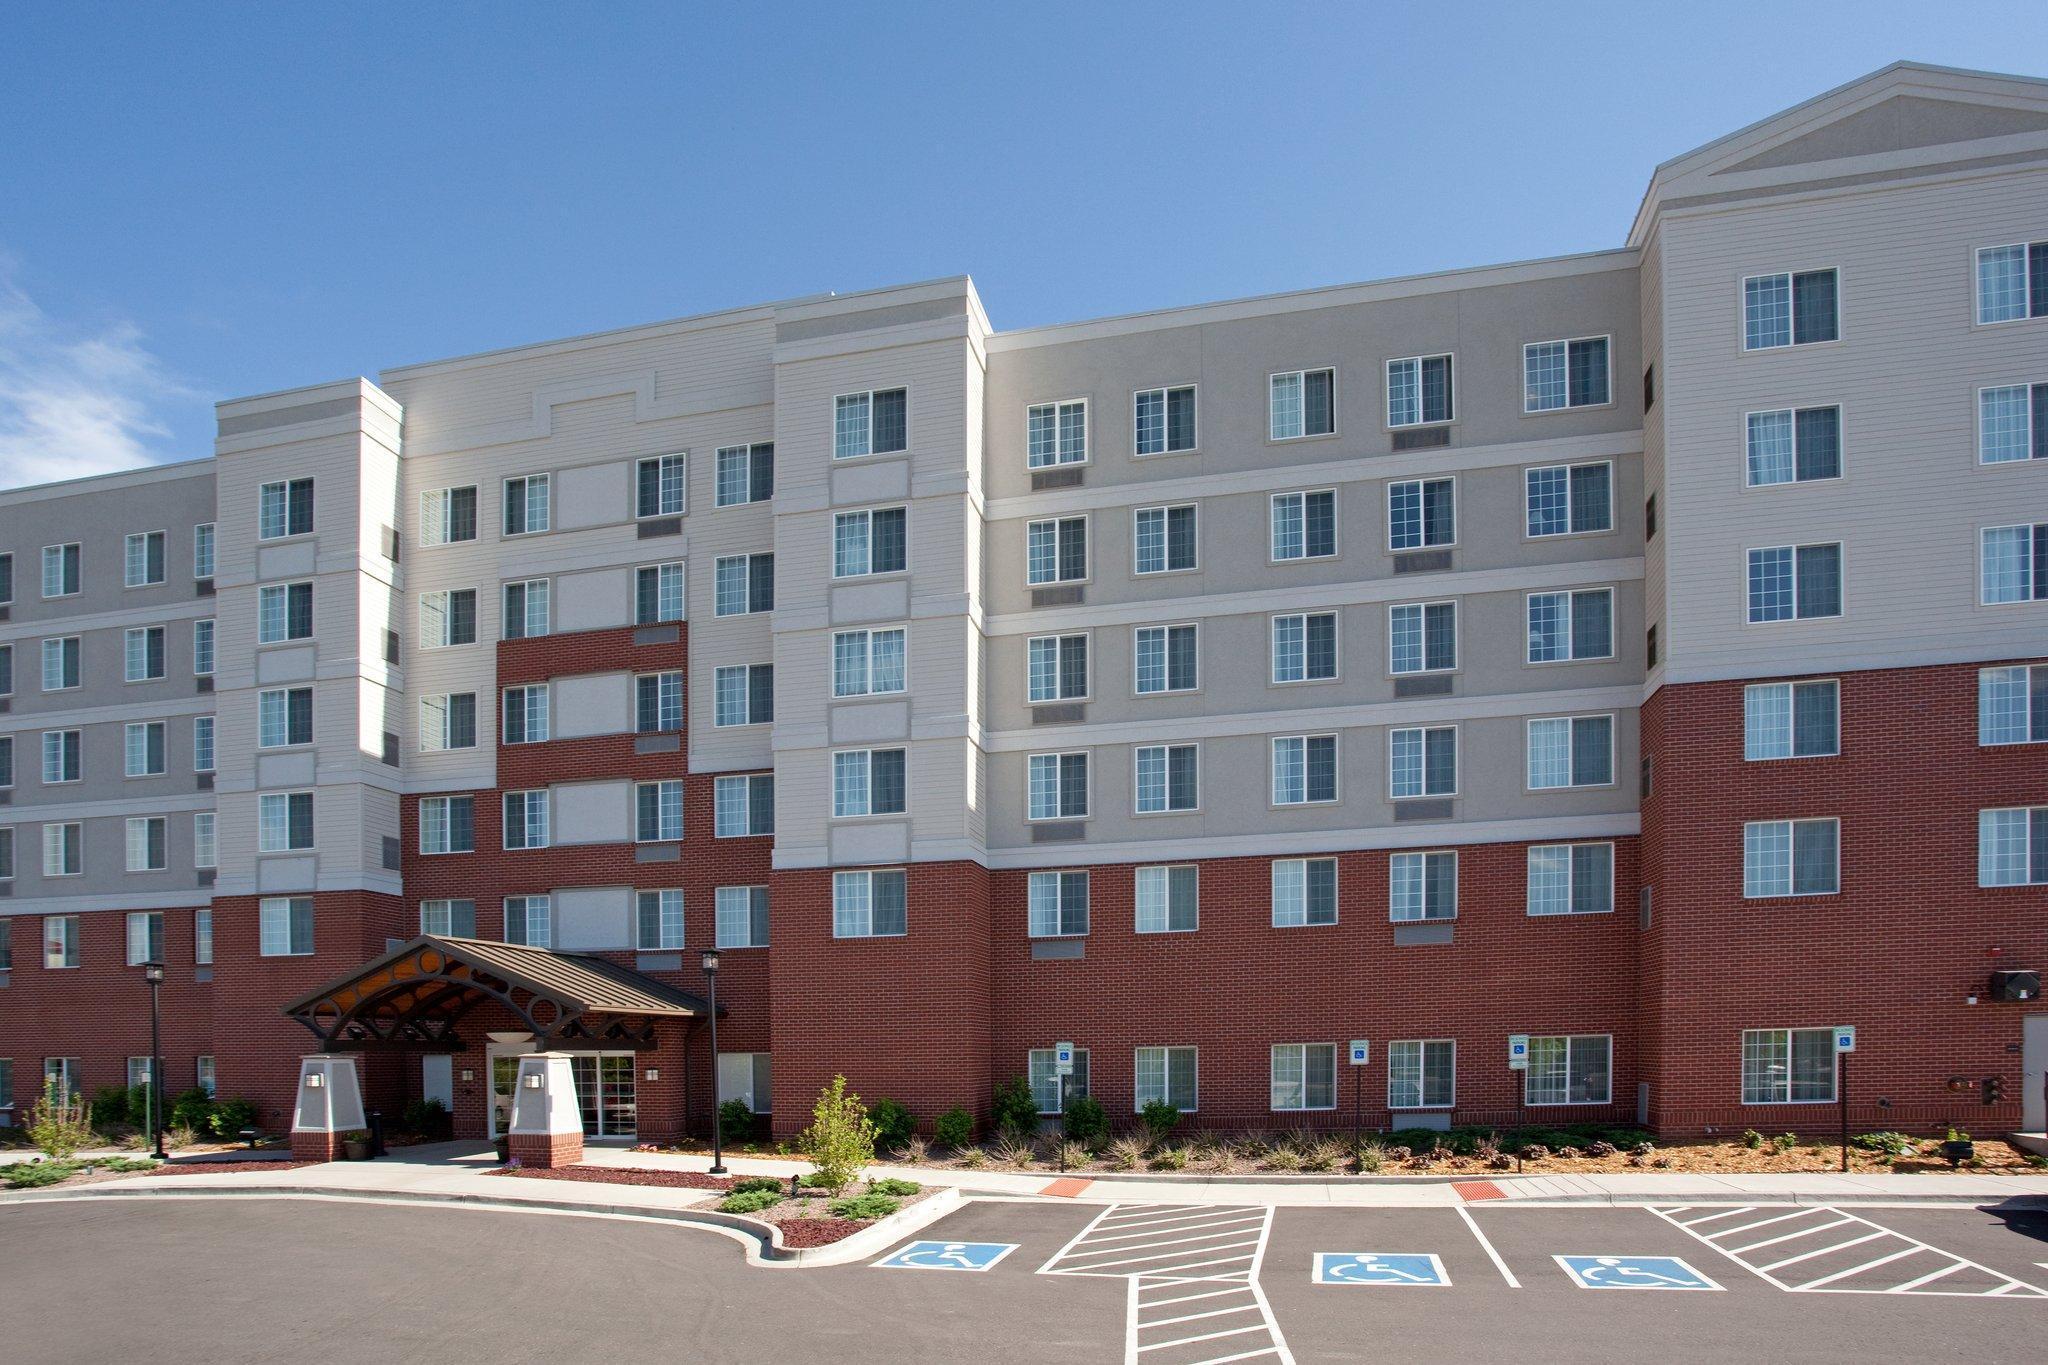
[1717,93,2048,174]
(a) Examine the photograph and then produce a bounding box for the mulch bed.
[485,1165,734,1191]
[148,1160,320,1175]
[773,1218,871,1248]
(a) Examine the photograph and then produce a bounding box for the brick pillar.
[288,1055,365,1163]
[505,1052,583,1168]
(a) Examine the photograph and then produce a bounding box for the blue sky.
[2,1,2043,485]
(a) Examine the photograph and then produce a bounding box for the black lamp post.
[142,960,167,1160]
[702,949,725,1175]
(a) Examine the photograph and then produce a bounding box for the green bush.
[868,1177,920,1197]
[1741,1129,1765,1149]
[867,1098,916,1152]
[1770,1132,1798,1154]
[730,1176,784,1196]
[1850,1131,1917,1156]
[719,1098,757,1147]
[5,1160,78,1189]
[90,1086,131,1130]
[207,1098,259,1140]
[719,1189,781,1215]
[1061,1095,1110,1147]
[125,1084,160,1130]
[828,1193,901,1221]
[934,1107,975,1149]
[991,1077,1039,1139]
[95,1156,161,1172]
[797,1075,877,1197]
[1138,1100,1182,1144]
[169,1089,217,1134]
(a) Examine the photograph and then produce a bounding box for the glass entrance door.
[489,1056,519,1138]
[571,1053,637,1138]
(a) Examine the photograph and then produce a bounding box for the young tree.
[798,1075,877,1197]
[29,1082,94,1160]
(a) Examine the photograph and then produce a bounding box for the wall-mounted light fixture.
[305,1073,324,1089]
[523,1073,542,1089]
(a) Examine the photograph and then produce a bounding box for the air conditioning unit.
[1988,970,2039,1002]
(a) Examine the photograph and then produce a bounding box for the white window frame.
[419,486,478,547]
[1524,460,1614,538]
[1743,405,1844,487]
[1523,1034,1613,1106]
[1270,610,1339,685]
[123,530,166,588]
[1387,1038,1456,1110]
[713,773,775,838]
[832,748,907,819]
[1742,817,1841,898]
[831,507,907,579]
[503,473,552,536]
[1387,600,1457,676]
[1268,367,1336,442]
[1389,850,1457,923]
[193,523,215,578]
[1270,856,1338,928]
[500,684,549,746]
[1525,588,1616,665]
[1132,503,1199,576]
[831,868,908,939]
[1133,623,1199,697]
[1526,714,1616,791]
[124,820,166,873]
[259,687,312,750]
[1978,664,2046,746]
[1026,869,1090,939]
[1269,489,1337,563]
[418,693,477,753]
[1026,750,1090,822]
[258,896,314,957]
[1133,742,1199,815]
[257,791,314,853]
[1741,1027,1837,1104]
[258,479,313,541]
[1743,269,1840,350]
[1387,723,1458,800]
[1131,384,1198,457]
[501,791,550,851]
[44,914,81,965]
[418,795,474,856]
[1270,1042,1339,1112]
[1025,515,1090,587]
[1026,398,1089,469]
[714,443,773,508]
[832,626,907,698]
[504,895,553,948]
[1025,632,1089,704]
[636,779,686,843]
[417,588,476,649]
[833,388,908,461]
[1385,477,1457,552]
[259,581,313,644]
[501,577,551,638]
[123,625,165,682]
[1270,733,1339,807]
[1974,242,2044,326]
[40,636,79,692]
[1525,842,1616,917]
[1977,806,2046,887]
[1977,382,2043,465]
[1980,524,2045,605]
[1522,334,1613,412]
[1743,679,1840,761]
[1385,353,1455,428]
[1133,864,1199,934]
[1132,1046,1198,1113]
[123,721,166,778]
[715,885,770,949]
[634,453,688,518]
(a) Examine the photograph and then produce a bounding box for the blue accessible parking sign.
[872,1241,1019,1272]
[1313,1253,1450,1286]
[1555,1256,1720,1291]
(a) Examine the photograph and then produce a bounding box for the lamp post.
[142,960,166,1160]
[702,949,725,1175]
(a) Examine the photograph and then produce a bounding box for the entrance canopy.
[282,935,714,1053]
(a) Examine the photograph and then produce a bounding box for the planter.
[342,1139,370,1161]
[494,1138,511,1163]
[1940,1140,1974,1166]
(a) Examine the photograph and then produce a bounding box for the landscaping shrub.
[867,1098,916,1153]
[1148,1145,1188,1171]
[1106,1135,1147,1171]
[869,1177,920,1197]
[170,1089,216,1135]
[90,1086,131,1131]
[1263,1146,1302,1171]
[4,1160,78,1189]
[799,1171,832,1189]
[1741,1129,1765,1150]
[990,1077,1039,1139]
[731,1176,784,1196]
[713,1097,756,1149]
[1055,1140,1090,1169]
[1138,1100,1181,1144]
[206,1098,259,1140]
[1770,1132,1798,1155]
[828,1192,901,1221]
[29,1084,94,1159]
[1388,1128,1446,1151]
[125,1084,160,1131]
[900,1136,930,1165]
[958,1149,988,1169]
[1518,1144,1550,1162]
[96,1157,160,1172]
[990,1131,1036,1167]
[1585,1140,1616,1158]
[797,1076,877,1197]
[1354,1141,1387,1174]
[934,1107,974,1150]
[1061,1095,1109,1148]
[1300,1139,1345,1172]
[719,1189,781,1215]
[1851,1131,1918,1157]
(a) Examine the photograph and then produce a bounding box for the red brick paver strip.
[1039,1176,1094,1198]
[1451,1180,1505,1202]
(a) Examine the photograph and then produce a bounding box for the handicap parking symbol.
[872,1240,1019,1272]
[1555,1255,1720,1291]
[1313,1252,1450,1287]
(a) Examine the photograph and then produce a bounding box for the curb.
[1484,1191,2048,1210]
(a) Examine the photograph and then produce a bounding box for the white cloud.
[0,262,193,489]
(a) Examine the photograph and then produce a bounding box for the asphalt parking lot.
[1,1196,2044,1364]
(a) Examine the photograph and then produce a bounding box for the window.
[719,1052,774,1114]
[1526,462,1613,537]
[1745,680,1839,759]
[419,899,476,937]
[42,823,81,877]
[834,388,907,459]
[192,619,215,676]
[1980,664,2047,745]
[714,774,775,837]
[258,792,314,852]
[713,554,773,616]
[1747,544,1842,621]
[44,914,80,966]
[833,508,907,578]
[716,886,770,949]
[1743,818,1840,897]
[419,588,477,647]
[501,791,548,849]
[124,722,166,777]
[124,530,165,587]
[41,636,78,691]
[196,1056,216,1097]
[419,693,478,752]
[1270,368,1335,440]
[1271,490,1336,561]
[1524,336,1611,410]
[1390,851,1456,922]
[1135,865,1198,934]
[1271,734,1337,805]
[420,486,478,546]
[501,685,549,745]
[1386,354,1453,427]
[632,561,685,625]
[1527,844,1614,916]
[715,443,774,507]
[0,645,11,696]
[259,478,314,539]
[128,1057,154,1090]
[1134,743,1198,813]
[635,780,685,842]
[1026,633,1087,703]
[1134,504,1197,575]
[259,687,313,748]
[1134,624,1198,695]
[1527,715,1613,789]
[1133,385,1197,455]
[502,578,551,639]
[258,897,314,956]
[1744,269,1839,349]
[1027,399,1087,467]
[1134,1046,1197,1112]
[41,543,81,599]
[193,908,212,963]
[42,730,81,784]
[0,737,10,789]
[125,910,164,962]
[1389,725,1457,799]
[503,474,551,535]
[713,664,773,726]
[259,582,314,643]
[44,1056,82,1099]
[193,814,216,871]
[1746,407,1841,486]
[0,551,12,603]
[124,626,166,681]
[504,896,552,948]
[832,749,907,818]
[1387,478,1454,550]
[1029,1047,1091,1115]
[1271,857,1338,927]
[636,671,684,732]
[1742,1028,1835,1103]
[1525,1035,1611,1106]
[1027,752,1089,820]
[1387,1039,1454,1109]
[1975,241,2048,324]
[1978,383,2047,463]
[1982,524,2047,604]
[1389,601,1456,675]
[1027,870,1089,937]
[1271,1043,1337,1111]
[833,627,906,697]
[832,869,907,938]
[1271,612,1337,683]
[1527,588,1614,663]
[419,795,475,854]
[1979,807,2048,886]
[635,453,687,518]
[1026,516,1088,585]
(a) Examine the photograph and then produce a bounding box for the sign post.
[1054,1042,1074,1171]
[1834,1026,1855,1172]
[1507,1035,1530,1070]
[1348,1040,1370,1152]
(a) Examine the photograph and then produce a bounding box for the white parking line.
[1648,1205,2048,1298]
[1456,1206,1521,1288]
